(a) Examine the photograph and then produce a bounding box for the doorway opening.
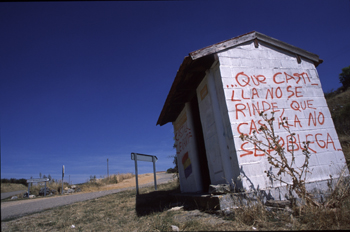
[190,94,211,192]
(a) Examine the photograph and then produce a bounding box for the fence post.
[153,156,157,191]
[62,165,65,195]
[134,153,139,195]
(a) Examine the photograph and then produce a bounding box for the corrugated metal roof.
[157,31,323,126]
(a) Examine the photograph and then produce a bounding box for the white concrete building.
[157,31,348,198]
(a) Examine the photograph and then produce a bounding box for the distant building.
[157,31,348,199]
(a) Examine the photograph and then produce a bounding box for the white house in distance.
[157,31,348,199]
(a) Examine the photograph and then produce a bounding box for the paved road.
[1,173,174,221]
[1,190,27,200]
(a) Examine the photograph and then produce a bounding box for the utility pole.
[107,158,109,179]
[62,165,65,195]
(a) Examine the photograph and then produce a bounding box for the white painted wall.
[196,75,226,184]
[173,103,203,192]
[216,41,348,193]
[196,66,239,188]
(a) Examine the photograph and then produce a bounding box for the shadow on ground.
[135,186,182,216]
[135,186,220,216]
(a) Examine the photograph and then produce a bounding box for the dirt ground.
[99,173,159,191]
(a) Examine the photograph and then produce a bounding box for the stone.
[23,192,29,198]
[64,188,75,194]
[208,184,231,194]
[39,187,57,196]
[70,185,76,189]
[284,206,294,213]
[39,187,49,196]
[168,206,184,211]
[170,225,179,231]
[29,195,36,199]
[11,196,18,200]
[265,200,291,208]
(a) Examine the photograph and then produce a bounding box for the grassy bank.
[325,88,350,167]
[2,180,350,231]
[2,173,135,200]
[80,173,134,193]
[1,183,27,193]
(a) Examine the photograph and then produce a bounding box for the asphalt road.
[1,173,175,221]
[1,190,27,200]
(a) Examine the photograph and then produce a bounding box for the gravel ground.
[1,173,174,221]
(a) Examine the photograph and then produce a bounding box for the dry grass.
[100,173,135,184]
[3,173,136,201]
[80,173,135,192]
[1,183,27,193]
[79,173,136,193]
[326,88,350,168]
[30,182,67,196]
[2,179,350,231]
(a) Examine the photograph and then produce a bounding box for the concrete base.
[171,177,349,211]
[172,191,263,210]
[172,191,293,212]
[172,192,223,210]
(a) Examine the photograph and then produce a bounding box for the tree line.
[1,173,54,187]
[1,178,28,187]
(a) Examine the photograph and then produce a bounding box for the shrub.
[240,111,318,206]
[339,65,350,90]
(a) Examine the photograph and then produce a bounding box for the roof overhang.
[156,54,216,126]
[157,31,323,126]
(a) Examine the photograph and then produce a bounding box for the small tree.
[240,111,320,206]
[339,65,350,90]
[167,154,179,182]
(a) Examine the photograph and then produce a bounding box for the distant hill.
[325,88,350,166]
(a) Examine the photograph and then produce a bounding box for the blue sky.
[1,1,349,184]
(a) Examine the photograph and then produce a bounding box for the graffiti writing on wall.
[182,152,192,178]
[226,71,342,157]
[175,123,192,154]
[174,112,193,179]
[174,112,193,155]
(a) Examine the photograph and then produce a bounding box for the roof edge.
[189,31,256,60]
[189,31,322,66]
[255,32,320,64]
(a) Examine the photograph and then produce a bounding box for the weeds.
[240,111,319,206]
[3,173,136,200]
[325,166,350,208]
[30,181,68,195]
[2,179,350,231]
[240,110,350,210]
